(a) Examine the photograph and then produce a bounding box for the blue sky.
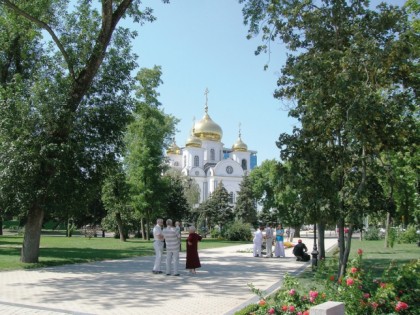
[131,0,406,164]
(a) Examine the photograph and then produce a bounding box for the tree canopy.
[0,0,169,262]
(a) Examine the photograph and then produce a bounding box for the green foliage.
[388,228,397,248]
[248,250,419,314]
[234,175,258,225]
[241,0,419,279]
[224,221,253,241]
[364,227,382,241]
[125,66,178,229]
[233,303,258,315]
[398,225,419,244]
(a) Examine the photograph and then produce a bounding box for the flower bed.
[246,249,419,314]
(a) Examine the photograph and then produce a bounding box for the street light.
[311,222,319,271]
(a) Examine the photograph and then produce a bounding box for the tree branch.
[0,0,76,80]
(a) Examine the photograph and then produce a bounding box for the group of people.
[152,218,202,276]
[253,224,310,262]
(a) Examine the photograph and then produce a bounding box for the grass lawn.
[0,234,250,271]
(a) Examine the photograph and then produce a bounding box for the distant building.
[166,89,257,204]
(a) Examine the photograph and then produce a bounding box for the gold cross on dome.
[204,88,209,113]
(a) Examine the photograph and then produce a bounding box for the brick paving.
[0,237,337,315]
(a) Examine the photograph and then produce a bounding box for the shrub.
[364,227,381,240]
[224,221,252,241]
[246,249,419,314]
[398,225,419,244]
[234,303,259,315]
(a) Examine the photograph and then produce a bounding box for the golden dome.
[167,139,181,155]
[232,137,248,152]
[186,128,202,148]
[194,113,223,141]
[232,124,248,152]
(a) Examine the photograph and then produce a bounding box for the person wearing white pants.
[152,219,164,274]
[253,226,264,257]
[265,224,273,258]
[274,223,285,258]
[162,219,181,276]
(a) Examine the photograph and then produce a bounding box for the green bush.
[210,228,222,239]
[234,303,258,315]
[364,227,381,240]
[398,225,419,244]
[224,222,252,241]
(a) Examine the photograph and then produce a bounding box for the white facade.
[166,94,256,205]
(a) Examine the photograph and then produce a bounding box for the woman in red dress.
[186,226,202,274]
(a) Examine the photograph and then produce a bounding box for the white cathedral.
[166,90,257,205]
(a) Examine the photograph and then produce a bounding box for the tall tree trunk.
[21,204,44,263]
[0,215,3,236]
[339,226,353,279]
[115,212,126,242]
[384,211,391,248]
[337,218,346,279]
[318,221,326,259]
[140,218,145,240]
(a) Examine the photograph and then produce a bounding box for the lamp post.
[311,222,319,271]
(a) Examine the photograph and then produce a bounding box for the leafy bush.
[398,225,419,244]
[247,249,419,314]
[233,303,258,315]
[364,227,381,240]
[210,228,222,239]
[224,221,252,241]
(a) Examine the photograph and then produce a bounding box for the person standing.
[265,224,273,258]
[186,226,202,274]
[274,223,285,258]
[175,221,182,251]
[253,226,264,257]
[152,218,164,274]
[293,239,310,261]
[162,219,181,276]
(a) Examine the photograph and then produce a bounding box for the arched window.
[194,155,199,167]
[210,148,215,161]
[228,192,234,204]
[241,159,247,170]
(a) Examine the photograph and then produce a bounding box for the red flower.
[357,248,363,255]
[289,289,296,296]
[268,308,275,314]
[395,301,409,312]
[309,290,319,298]
[350,267,358,273]
[282,305,288,311]
[303,311,310,315]
[380,282,387,288]
[289,305,295,312]
[346,278,354,286]
[371,302,379,309]
[329,275,335,281]
[258,299,266,306]
[363,293,370,299]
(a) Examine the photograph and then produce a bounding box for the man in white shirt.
[162,219,181,276]
[253,226,264,257]
[152,218,164,274]
[265,224,273,258]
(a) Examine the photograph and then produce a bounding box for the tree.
[234,175,258,225]
[125,66,177,240]
[241,0,418,277]
[0,0,166,263]
[162,171,190,223]
[101,165,132,242]
[196,182,234,233]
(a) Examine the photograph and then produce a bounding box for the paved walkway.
[0,237,337,315]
